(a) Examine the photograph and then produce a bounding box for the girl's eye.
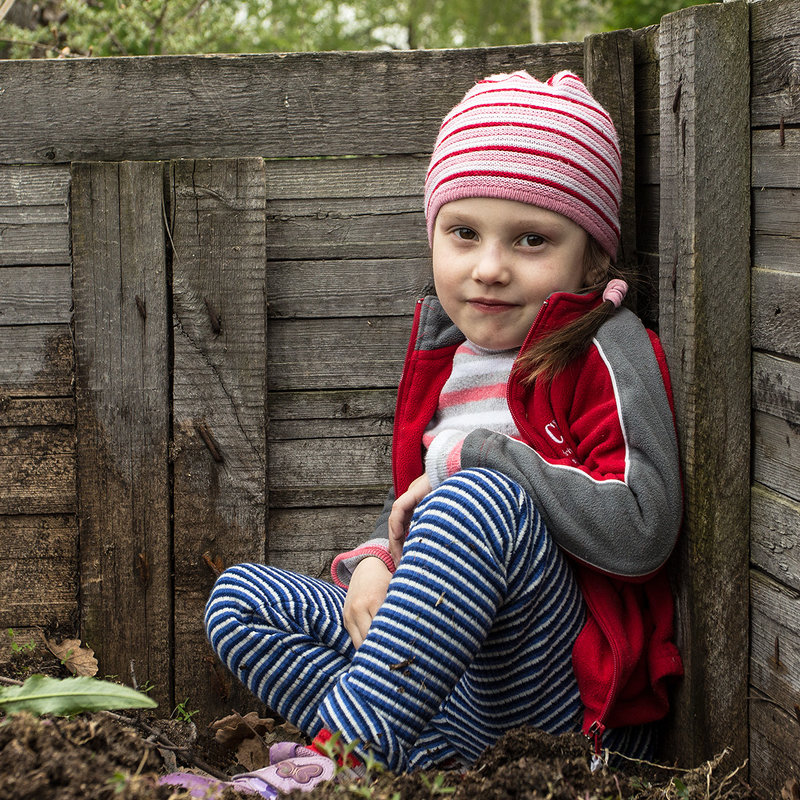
[519,233,545,248]
[453,227,477,240]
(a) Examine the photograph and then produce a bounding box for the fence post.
[169,158,268,725]
[72,161,172,709]
[658,0,751,765]
[583,29,637,293]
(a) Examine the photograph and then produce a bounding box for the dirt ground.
[0,646,763,800]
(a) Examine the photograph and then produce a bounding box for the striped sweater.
[423,341,520,488]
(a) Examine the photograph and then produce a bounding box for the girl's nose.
[472,244,510,284]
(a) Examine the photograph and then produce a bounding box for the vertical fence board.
[170,158,267,723]
[584,28,639,302]
[72,161,171,708]
[658,1,751,765]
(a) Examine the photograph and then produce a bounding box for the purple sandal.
[159,754,336,797]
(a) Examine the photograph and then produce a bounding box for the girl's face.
[431,198,590,351]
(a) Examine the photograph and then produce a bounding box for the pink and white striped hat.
[424,70,622,261]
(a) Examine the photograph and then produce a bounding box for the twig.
[0,676,228,782]
[103,710,229,781]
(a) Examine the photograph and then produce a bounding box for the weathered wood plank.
[0,266,72,324]
[0,454,75,514]
[271,486,390,509]
[269,436,392,492]
[635,133,659,186]
[0,560,77,627]
[72,160,171,709]
[266,155,428,200]
[633,26,661,137]
[657,1,751,765]
[268,259,431,319]
[268,389,396,440]
[753,188,800,237]
[0,398,75,427]
[268,506,383,578]
[752,268,800,358]
[584,28,638,286]
[750,690,800,800]
[267,316,410,392]
[0,325,73,397]
[0,45,582,165]
[753,351,800,424]
[752,188,800,274]
[750,0,800,127]
[634,184,659,255]
[266,197,427,261]
[751,484,800,594]
[0,165,71,207]
[0,203,70,266]
[170,158,268,724]
[754,233,800,273]
[750,570,800,725]
[0,424,74,456]
[0,165,70,264]
[754,410,800,504]
[752,128,800,188]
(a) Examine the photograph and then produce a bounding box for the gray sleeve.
[460,311,681,578]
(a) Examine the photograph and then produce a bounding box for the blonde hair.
[514,238,624,385]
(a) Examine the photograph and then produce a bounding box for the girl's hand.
[388,473,432,566]
[343,557,392,649]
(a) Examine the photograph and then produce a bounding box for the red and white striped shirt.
[423,341,521,487]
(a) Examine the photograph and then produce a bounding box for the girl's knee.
[428,468,536,525]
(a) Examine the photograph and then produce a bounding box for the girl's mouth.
[467,298,516,313]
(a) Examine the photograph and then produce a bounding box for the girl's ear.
[583,237,611,288]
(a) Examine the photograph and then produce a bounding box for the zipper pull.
[588,720,607,772]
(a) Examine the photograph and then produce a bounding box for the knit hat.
[424,70,622,261]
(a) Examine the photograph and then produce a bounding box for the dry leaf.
[782,779,800,800]
[43,635,99,677]
[210,711,276,748]
[235,735,271,771]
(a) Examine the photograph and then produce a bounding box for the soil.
[0,647,763,800]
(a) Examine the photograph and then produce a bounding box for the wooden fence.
[0,0,798,794]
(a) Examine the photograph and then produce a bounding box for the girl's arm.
[459,310,682,579]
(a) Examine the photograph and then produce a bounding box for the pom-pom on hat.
[424,70,622,261]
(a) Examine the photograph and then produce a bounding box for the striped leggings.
[205,469,653,772]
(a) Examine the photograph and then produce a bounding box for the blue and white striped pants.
[205,469,653,772]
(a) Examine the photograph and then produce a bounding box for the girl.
[191,70,683,796]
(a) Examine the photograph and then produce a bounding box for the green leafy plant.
[0,674,158,716]
[171,698,199,723]
[6,628,36,654]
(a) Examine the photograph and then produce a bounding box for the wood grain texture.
[751,484,800,594]
[657,0,751,765]
[754,410,800,504]
[169,158,268,724]
[0,325,73,397]
[0,45,582,165]
[71,161,172,709]
[268,258,431,319]
[584,29,638,294]
[268,505,384,578]
[0,266,72,324]
[0,166,70,265]
[752,267,800,357]
[750,689,800,799]
[750,0,800,127]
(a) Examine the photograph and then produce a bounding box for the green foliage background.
[0,0,711,59]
